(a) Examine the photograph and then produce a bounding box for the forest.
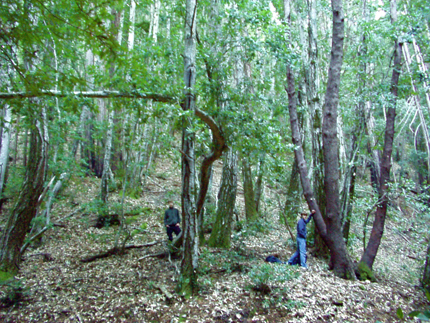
[0,0,430,321]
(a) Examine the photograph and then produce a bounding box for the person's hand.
[175,223,180,227]
[166,225,169,228]
[311,210,316,214]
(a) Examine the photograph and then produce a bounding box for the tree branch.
[0,90,176,103]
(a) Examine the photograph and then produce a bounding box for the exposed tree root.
[81,240,162,263]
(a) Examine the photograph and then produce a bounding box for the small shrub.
[248,263,300,293]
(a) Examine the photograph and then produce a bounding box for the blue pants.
[166,224,181,241]
[288,237,308,268]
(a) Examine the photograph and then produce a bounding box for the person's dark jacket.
[164,207,180,226]
[297,214,312,239]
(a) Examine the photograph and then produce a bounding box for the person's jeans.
[288,237,308,268]
[166,224,181,241]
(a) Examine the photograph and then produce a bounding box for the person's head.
[300,212,308,219]
[168,201,174,208]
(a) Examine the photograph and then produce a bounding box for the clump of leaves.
[248,263,300,294]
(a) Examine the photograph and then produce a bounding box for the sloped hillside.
[0,157,428,322]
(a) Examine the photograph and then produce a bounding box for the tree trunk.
[0,105,12,196]
[283,156,300,225]
[423,239,430,293]
[284,0,355,279]
[254,153,265,214]
[177,0,198,297]
[0,104,48,275]
[242,157,258,222]
[341,0,368,244]
[100,109,115,204]
[359,0,402,272]
[208,149,237,248]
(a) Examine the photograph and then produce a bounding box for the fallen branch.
[138,252,166,261]
[81,240,163,263]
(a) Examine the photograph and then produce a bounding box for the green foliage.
[83,199,109,216]
[248,263,300,292]
[198,248,252,276]
[357,261,377,282]
[405,291,430,321]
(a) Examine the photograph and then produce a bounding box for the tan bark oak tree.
[284,0,355,279]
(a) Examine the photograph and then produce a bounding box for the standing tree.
[359,0,403,276]
[284,0,355,279]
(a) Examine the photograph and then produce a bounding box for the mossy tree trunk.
[0,105,48,275]
[208,149,237,248]
[242,157,258,222]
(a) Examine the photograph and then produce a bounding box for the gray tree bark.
[208,148,238,248]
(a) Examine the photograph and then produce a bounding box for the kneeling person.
[164,201,181,241]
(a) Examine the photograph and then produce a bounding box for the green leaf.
[396,307,404,319]
[408,310,421,317]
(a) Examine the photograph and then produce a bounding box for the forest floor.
[0,157,429,322]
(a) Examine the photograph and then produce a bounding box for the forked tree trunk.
[359,0,402,273]
[178,0,198,297]
[284,0,355,279]
[0,105,48,275]
[208,148,237,248]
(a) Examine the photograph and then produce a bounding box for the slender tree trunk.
[254,153,265,213]
[0,105,12,196]
[208,149,237,248]
[423,239,430,293]
[242,157,258,221]
[360,0,402,272]
[100,109,115,204]
[341,0,368,243]
[178,0,198,297]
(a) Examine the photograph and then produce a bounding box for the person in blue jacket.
[287,209,316,268]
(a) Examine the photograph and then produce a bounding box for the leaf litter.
[0,158,428,322]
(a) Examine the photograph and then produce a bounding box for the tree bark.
[208,148,238,248]
[254,153,265,214]
[0,105,48,275]
[177,0,198,297]
[195,109,226,244]
[360,0,402,272]
[242,157,258,222]
[284,0,355,279]
[0,105,12,197]
[423,239,430,293]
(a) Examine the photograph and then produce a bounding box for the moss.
[0,271,14,283]
[357,261,377,282]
